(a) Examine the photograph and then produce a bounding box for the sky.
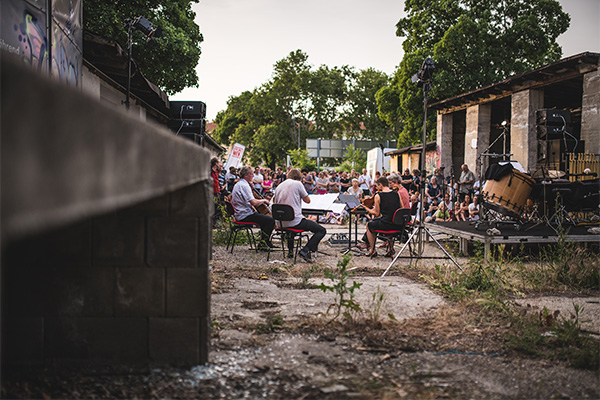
[171,0,600,121]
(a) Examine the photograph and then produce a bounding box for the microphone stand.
[382,77,461,277]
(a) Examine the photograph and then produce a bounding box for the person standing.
[358,168,372,197]
[458,163,475,202]
[225,166,239,193]
[301,168,314,194]
[231,166,275,250]
[339,171,351,193]
[272,169,326,263]
[252,166,264,193]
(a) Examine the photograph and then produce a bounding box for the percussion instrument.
[482,170,535,219]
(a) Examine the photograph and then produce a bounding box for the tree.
[337,145,367,173]
[377,0,570,146]
[83,0,203,95]
[345,68,393,141]
[215,50,393,166]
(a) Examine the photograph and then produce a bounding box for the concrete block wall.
[3,181,212,365]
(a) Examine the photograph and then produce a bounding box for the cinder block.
[149,318,199,364]
[119,194,170,217]
[45,267,115,316]
[166,269,207,317]
[147,218,198,267]
[170,181,212,217]
[3,220,92,267]
[115,268,165,316]
[3,317,44,363]
[5,267,50,317]
[45,317,148,360]
[93,213,145,267]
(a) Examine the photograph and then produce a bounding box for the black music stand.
[336,194,367,255]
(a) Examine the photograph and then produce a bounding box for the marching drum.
[482,170,535,219]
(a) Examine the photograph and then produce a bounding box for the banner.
[224,143,245,170]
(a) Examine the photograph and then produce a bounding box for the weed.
[296,265,320,289]
[366,286,387,323]
[253,314,284,334]
[508,303,599,370]
[316,254,363,321]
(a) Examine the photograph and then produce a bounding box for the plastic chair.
[268,204,309,262]
[224,201,259,253]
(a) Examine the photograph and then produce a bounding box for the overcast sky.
[171,0,600,121]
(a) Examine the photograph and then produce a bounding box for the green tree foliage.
[337,145,367,173]
[215,50,393,166]
[377,0,570,147]
[288,149,316,171]
[83,0,203,95]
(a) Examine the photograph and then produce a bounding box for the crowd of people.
[211,157,484,261]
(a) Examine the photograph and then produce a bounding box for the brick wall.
[2,180,212,365]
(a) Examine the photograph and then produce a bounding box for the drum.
[482,170,535,218]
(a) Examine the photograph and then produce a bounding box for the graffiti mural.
[0,0,81,86]
[425,145,442,174]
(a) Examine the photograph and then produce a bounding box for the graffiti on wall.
[425,145,441,173]
[1,0,81,86]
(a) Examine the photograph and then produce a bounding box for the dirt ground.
[2,230,599,399]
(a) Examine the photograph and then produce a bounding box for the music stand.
[336,194,366,255]
[381,59,462,277]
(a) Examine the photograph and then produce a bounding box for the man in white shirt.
[358,168,372,197]
[252,166,264,192]
[231,166,275,249]
[272,168,326,262]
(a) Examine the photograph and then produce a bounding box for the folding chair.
[224,201,259,253]
[372,208,412,257]
[268,204,309,262]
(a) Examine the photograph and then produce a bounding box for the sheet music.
[301,193,339,211]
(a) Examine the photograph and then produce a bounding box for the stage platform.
[424,221,600,259]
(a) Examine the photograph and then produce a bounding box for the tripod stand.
[381,59,461,278]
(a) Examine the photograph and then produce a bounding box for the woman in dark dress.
[363,176,401,258]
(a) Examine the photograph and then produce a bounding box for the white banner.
[224,143,245,170]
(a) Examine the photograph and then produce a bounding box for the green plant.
[212,199,259,246]
[508,303,599,370]
[316,255,363,320]
[366,285,387,323]
[296,265,321,289]
[253,314,284,334]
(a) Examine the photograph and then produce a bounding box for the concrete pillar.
[465,104,491,179]
[581,69,600,154]
[511,89,544,172]
[437,112,453,170]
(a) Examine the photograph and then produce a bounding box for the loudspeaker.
[167,119,205,133]
[169,101,206,119]
[536,109,571,125]
[537,125,580,140]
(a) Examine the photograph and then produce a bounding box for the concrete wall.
[437,113,453,170]
[3,184,212,364]
[464,104,491,178]
[511,89,544,172]
[581,69,600,154]
[1,52,212,365]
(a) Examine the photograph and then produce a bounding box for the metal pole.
[418,82,430,256]
[125,20,133,110]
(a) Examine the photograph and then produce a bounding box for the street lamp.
[124,16,161,110]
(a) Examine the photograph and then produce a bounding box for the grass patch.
[420,239,599,370]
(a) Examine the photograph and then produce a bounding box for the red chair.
[268,204,309,262]
[224,201,259,253]
[372,208,412,257]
